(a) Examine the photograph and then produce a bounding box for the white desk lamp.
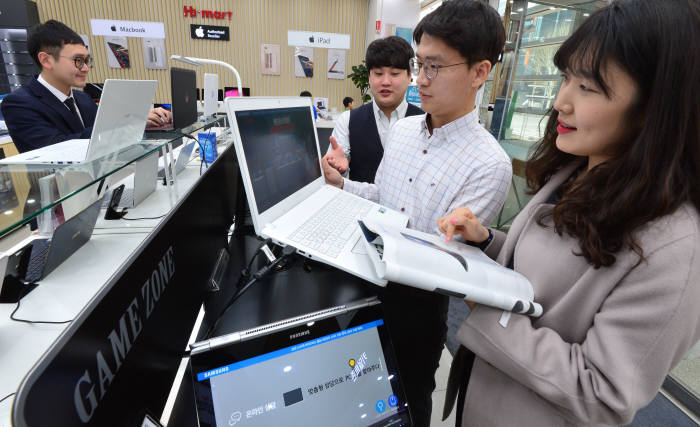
[170,55,243,97]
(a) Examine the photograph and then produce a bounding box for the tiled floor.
[430,346,456,427]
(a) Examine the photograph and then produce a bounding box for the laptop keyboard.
[288,192,373,258]
[24,238,51,283]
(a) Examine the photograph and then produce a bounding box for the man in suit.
[323,36,423,183]
[1,20,171,153]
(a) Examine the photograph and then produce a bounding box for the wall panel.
[37,0,368,109]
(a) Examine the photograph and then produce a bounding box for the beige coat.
[450,162,700,426]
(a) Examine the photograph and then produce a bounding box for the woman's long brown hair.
[525,0,700,268]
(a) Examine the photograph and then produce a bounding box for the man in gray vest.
[323,36,423,183]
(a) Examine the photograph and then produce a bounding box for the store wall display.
[104,35,130,68]
[37,0,368,110]
[260,43,280,76]
[327,48,345,80]
[293,46,314,78]
[142,37,166,69]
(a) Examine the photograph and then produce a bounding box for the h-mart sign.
[183,6,232,20]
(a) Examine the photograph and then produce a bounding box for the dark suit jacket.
[1,76,97,153]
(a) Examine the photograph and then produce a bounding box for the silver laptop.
[102,150,159,208]
[0,79,157,165]
[225,97,408,286]
[189,297,412,427]
[157,140,196,179]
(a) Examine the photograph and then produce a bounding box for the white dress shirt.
[343,108,512,234]
[329,99,410,161]
[37,74,85,127]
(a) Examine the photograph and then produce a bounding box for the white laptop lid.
[86,79,157,161]
[203,73,219,117]
[174,140,196,174]
[0,79,156,165]
[225,97,325,235]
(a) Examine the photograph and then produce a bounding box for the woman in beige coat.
[437,0,700,426]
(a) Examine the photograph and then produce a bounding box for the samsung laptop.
[22,195,104,282]
[0,79,157,165]
[225,97,408,286]
[189,297,412,427]
[145,67,198,133]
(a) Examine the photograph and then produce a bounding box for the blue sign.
[406,85,420,107]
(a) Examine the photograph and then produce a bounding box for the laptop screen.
[234,106,321,213]
[190,301,410,427]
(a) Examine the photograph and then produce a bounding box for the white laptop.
[225,97,408,286]
[0,79,157,165]
[158,140,196,179]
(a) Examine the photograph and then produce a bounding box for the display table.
[0,117,234,426]
[0,115,380,427]
[165,233,376,427]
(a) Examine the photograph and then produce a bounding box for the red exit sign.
[183,6,232,20]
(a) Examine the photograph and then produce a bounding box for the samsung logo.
[289,330,310,340]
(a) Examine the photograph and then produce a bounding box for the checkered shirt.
[342,108,512,234]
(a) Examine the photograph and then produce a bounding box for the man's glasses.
[410,58,467,80]
[59,55,93,69]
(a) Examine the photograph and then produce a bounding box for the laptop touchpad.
[351,236,367,255]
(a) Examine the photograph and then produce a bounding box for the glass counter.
[0,115,226,239]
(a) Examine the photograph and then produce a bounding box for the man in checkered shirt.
[323,2,510,425]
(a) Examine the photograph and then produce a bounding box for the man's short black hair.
[365,36,414,72]
[299,91,312,97]
[342,96,353,107]
[28,20,85,69]
[414,0,505,67]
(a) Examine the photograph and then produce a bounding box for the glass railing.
[0,115,226,238]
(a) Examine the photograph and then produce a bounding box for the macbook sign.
[91,19,165,38]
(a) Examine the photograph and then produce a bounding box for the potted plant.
[348,61,372,104]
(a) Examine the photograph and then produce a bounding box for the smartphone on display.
[297,55,313,77]
[104,184,125,218]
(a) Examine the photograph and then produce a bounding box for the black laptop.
[145,67,198,133]
[23,196,104,283]
[189,297,412,427]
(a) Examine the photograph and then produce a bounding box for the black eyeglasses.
[59,55,93,69]
[410,57,467,80]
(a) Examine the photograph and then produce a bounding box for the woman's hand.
[438,206,490,243]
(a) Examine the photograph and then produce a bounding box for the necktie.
[64,97,84,129]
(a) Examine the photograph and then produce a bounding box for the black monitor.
[170,67,198,129]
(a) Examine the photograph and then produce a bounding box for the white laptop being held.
[0,79,157,165]
[225,96,408,286]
